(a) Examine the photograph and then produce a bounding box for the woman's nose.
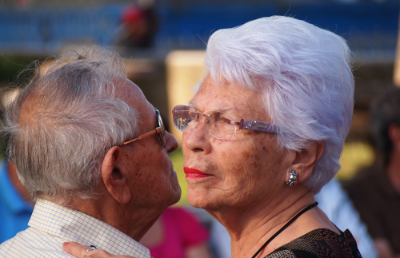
[192,113,212,130]
[183,116,211,154]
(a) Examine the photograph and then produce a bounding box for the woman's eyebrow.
[188,101,233,112]
[216,107,232,112]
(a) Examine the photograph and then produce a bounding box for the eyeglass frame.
[123,108,166,147]
[172,105,278,139]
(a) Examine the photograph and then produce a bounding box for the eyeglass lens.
[173,106,238,140]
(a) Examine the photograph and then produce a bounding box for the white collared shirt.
[0,199,151,258]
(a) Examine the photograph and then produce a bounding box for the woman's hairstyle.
[204,16,354,193]
[3,46,139,203]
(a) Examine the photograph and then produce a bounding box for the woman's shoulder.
[264,228,362,258]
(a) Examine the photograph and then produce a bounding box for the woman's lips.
[184,167,212,179]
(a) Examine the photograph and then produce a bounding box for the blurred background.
[0,0,399,206]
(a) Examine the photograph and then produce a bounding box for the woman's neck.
[208,189,336,258]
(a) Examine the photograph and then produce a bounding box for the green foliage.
[168,148,188,205]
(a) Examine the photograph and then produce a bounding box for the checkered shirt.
[0,199,151,258]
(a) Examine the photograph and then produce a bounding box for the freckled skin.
[183,74,291,212]
[58,79,182,243]
[118,79,181,210]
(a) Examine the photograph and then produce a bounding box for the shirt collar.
[0,161,33,215]
[29,199,150,258]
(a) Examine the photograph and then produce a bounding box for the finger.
[84,249,136,258]
[63,242,137,258]
[63,242,87,257]
[85,249,117,258]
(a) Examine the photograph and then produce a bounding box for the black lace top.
[264,229,362,258]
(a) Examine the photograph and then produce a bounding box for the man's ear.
[101,146,131,204]
[289,141,325,183]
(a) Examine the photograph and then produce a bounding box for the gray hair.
[204,16,354,193]
[3,46,139,203]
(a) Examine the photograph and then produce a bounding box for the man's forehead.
[116,80,145,103]
[116,79,154,117]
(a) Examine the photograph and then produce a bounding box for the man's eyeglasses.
[172,105,278,140]
[123,108,166,147]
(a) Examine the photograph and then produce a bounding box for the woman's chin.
[186,188,225,210]
[187,189,211,209]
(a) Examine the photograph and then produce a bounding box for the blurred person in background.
[0,46,181,257]
[342,86,400,258]
[115,0,158,49]
[140,206,212,258]
[0,161,33,243]
[64,16,361,258]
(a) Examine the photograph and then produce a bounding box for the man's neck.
[63,194,160,242]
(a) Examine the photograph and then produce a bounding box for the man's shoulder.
[0,227,73,258]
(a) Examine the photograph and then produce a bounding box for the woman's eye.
[189,112,198,120]
[216,113,231,123]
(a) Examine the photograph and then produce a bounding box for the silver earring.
[286,169,297,186]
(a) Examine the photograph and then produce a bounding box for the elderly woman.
[64,16,360,257]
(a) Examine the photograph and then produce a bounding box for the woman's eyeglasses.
[172,105,278,140]
[123,108,166,147]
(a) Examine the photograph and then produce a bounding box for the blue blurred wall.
[0,2,398,61]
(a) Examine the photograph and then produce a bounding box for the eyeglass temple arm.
[123,127,162,146]
[234,119,278,134]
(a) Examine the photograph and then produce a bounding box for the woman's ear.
[101,146,131,204]
[290,141,325,183]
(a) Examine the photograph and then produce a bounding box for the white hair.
[204,16,354,193]
[3,46,139,203]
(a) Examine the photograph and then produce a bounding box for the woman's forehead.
[189,99,233,111]
[191,82,264,115]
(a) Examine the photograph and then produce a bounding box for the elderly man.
[0,46,181,257]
